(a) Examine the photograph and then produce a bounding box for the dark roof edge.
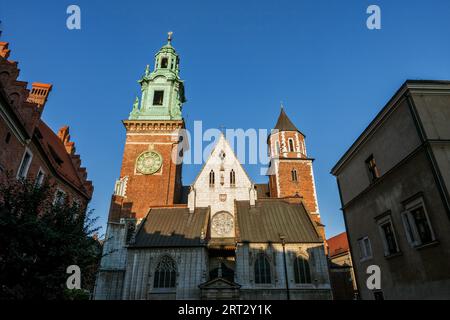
[331,79,450,175]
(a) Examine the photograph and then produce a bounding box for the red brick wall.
[277,160,318,214]
[0,41,92,210]
[0,128,90,209]
[109,121,184,222]
[0,119,25,177]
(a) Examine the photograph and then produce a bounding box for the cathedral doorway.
[208,246,236,283]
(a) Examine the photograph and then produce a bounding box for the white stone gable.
[188,134,256,238]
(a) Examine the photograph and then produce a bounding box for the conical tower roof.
[273,107,304,135]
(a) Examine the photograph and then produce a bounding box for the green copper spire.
[129,32,186,121]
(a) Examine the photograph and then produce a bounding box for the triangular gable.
[198,277,241,289]
[191,133,253,188]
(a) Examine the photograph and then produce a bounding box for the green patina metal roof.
[128,33,185,121]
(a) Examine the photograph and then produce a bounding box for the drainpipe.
[280,234,290,300]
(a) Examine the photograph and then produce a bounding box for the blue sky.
[2,0,450,238]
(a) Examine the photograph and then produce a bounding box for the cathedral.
[94,34,332,300]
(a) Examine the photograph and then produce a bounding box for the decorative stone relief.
[211,212,234,236]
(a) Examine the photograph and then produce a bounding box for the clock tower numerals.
[136,151,163,175]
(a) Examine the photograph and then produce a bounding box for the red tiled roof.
[327,232,349,257]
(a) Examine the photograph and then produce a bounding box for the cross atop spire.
[167,31,173,44]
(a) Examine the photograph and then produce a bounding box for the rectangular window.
[53,189,66,206]
[153,90,164,106]
[17,149,33,179]
[365,155,380,183]
[377,216,399,256]
[402,197,435,247]
[357,236,373,261]
[35,168,45,187]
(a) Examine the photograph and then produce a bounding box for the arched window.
[230,170,236,187]
[161,57,168,69]
[291,169,298,182]
[125,222,135,244]
[288,139,295,152]
[153,256,177,289]
[294,256,312,284]
[209,170,215,187]
[254,254,272,284]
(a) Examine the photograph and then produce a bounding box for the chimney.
[27,82,52,111]
[0,42,10,59]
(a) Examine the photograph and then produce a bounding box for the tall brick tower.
[268,107,324,237]
[109,32,185,222]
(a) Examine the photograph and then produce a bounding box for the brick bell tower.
[268,106,325,239]
[109,32,185,223]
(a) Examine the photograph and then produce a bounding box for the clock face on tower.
[136,151,163,175]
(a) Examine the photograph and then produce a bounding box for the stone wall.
[235,242,332,300]
[122,247,208,300]
[344,149,450,300]
[94,222,129,300]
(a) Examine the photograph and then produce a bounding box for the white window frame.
[401,197,436,248]
[16,148,33,179]
[377,215,400,256]
[53,188,67,206]
[35,167,45,187]
[357,236,373,261]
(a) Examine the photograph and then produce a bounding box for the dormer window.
[153,91,164,106]
[161,57,168,69]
